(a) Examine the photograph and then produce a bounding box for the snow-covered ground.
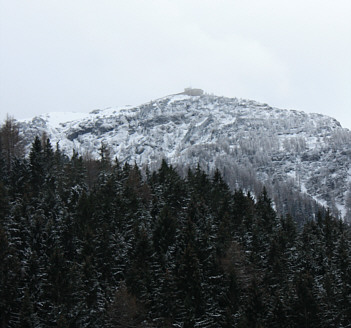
[18,93,351,220]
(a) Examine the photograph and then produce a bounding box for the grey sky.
[1,0,350,129]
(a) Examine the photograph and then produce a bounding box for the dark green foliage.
[1,136,351,327]
[29,136,44,191]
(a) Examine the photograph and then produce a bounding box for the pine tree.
[152,205,177,265]
[19,288,35,328]
[241,278,265,328]
[29,136,44,193]
[126,226,153,299]
[293,272,320,328]
[255,187,277,236]
[0,224,21,327]
[174,214,203,326]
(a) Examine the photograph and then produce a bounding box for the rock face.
[19,93,351,222]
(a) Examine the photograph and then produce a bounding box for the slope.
[18,93,351,222]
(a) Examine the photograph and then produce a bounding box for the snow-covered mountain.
[19,92,351,222]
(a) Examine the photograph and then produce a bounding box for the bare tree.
[106,284,151,328]
[0,115,24,171]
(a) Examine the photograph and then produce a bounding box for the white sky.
[1,0,350,129]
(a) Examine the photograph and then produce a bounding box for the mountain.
[18,91,351,222]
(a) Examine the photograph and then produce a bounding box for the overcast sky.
[1,0,350,129]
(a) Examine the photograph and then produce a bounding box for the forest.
[1,121,351,327]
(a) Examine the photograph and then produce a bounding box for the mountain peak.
[18,94,351,222]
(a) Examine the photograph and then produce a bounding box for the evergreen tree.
[2,136,351,326]
[152,205,177,265]
[126,226,153,299]
[0,224,21,327]
[29,136,44,193]
[293,272,319,328]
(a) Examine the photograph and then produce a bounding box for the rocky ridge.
[19,93,351,222]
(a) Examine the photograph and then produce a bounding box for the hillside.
[18,93,351,221]
[2,151,351,326]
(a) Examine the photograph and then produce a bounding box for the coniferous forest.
[1,133,351,327]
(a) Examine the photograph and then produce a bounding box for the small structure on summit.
[183,88,204,96]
